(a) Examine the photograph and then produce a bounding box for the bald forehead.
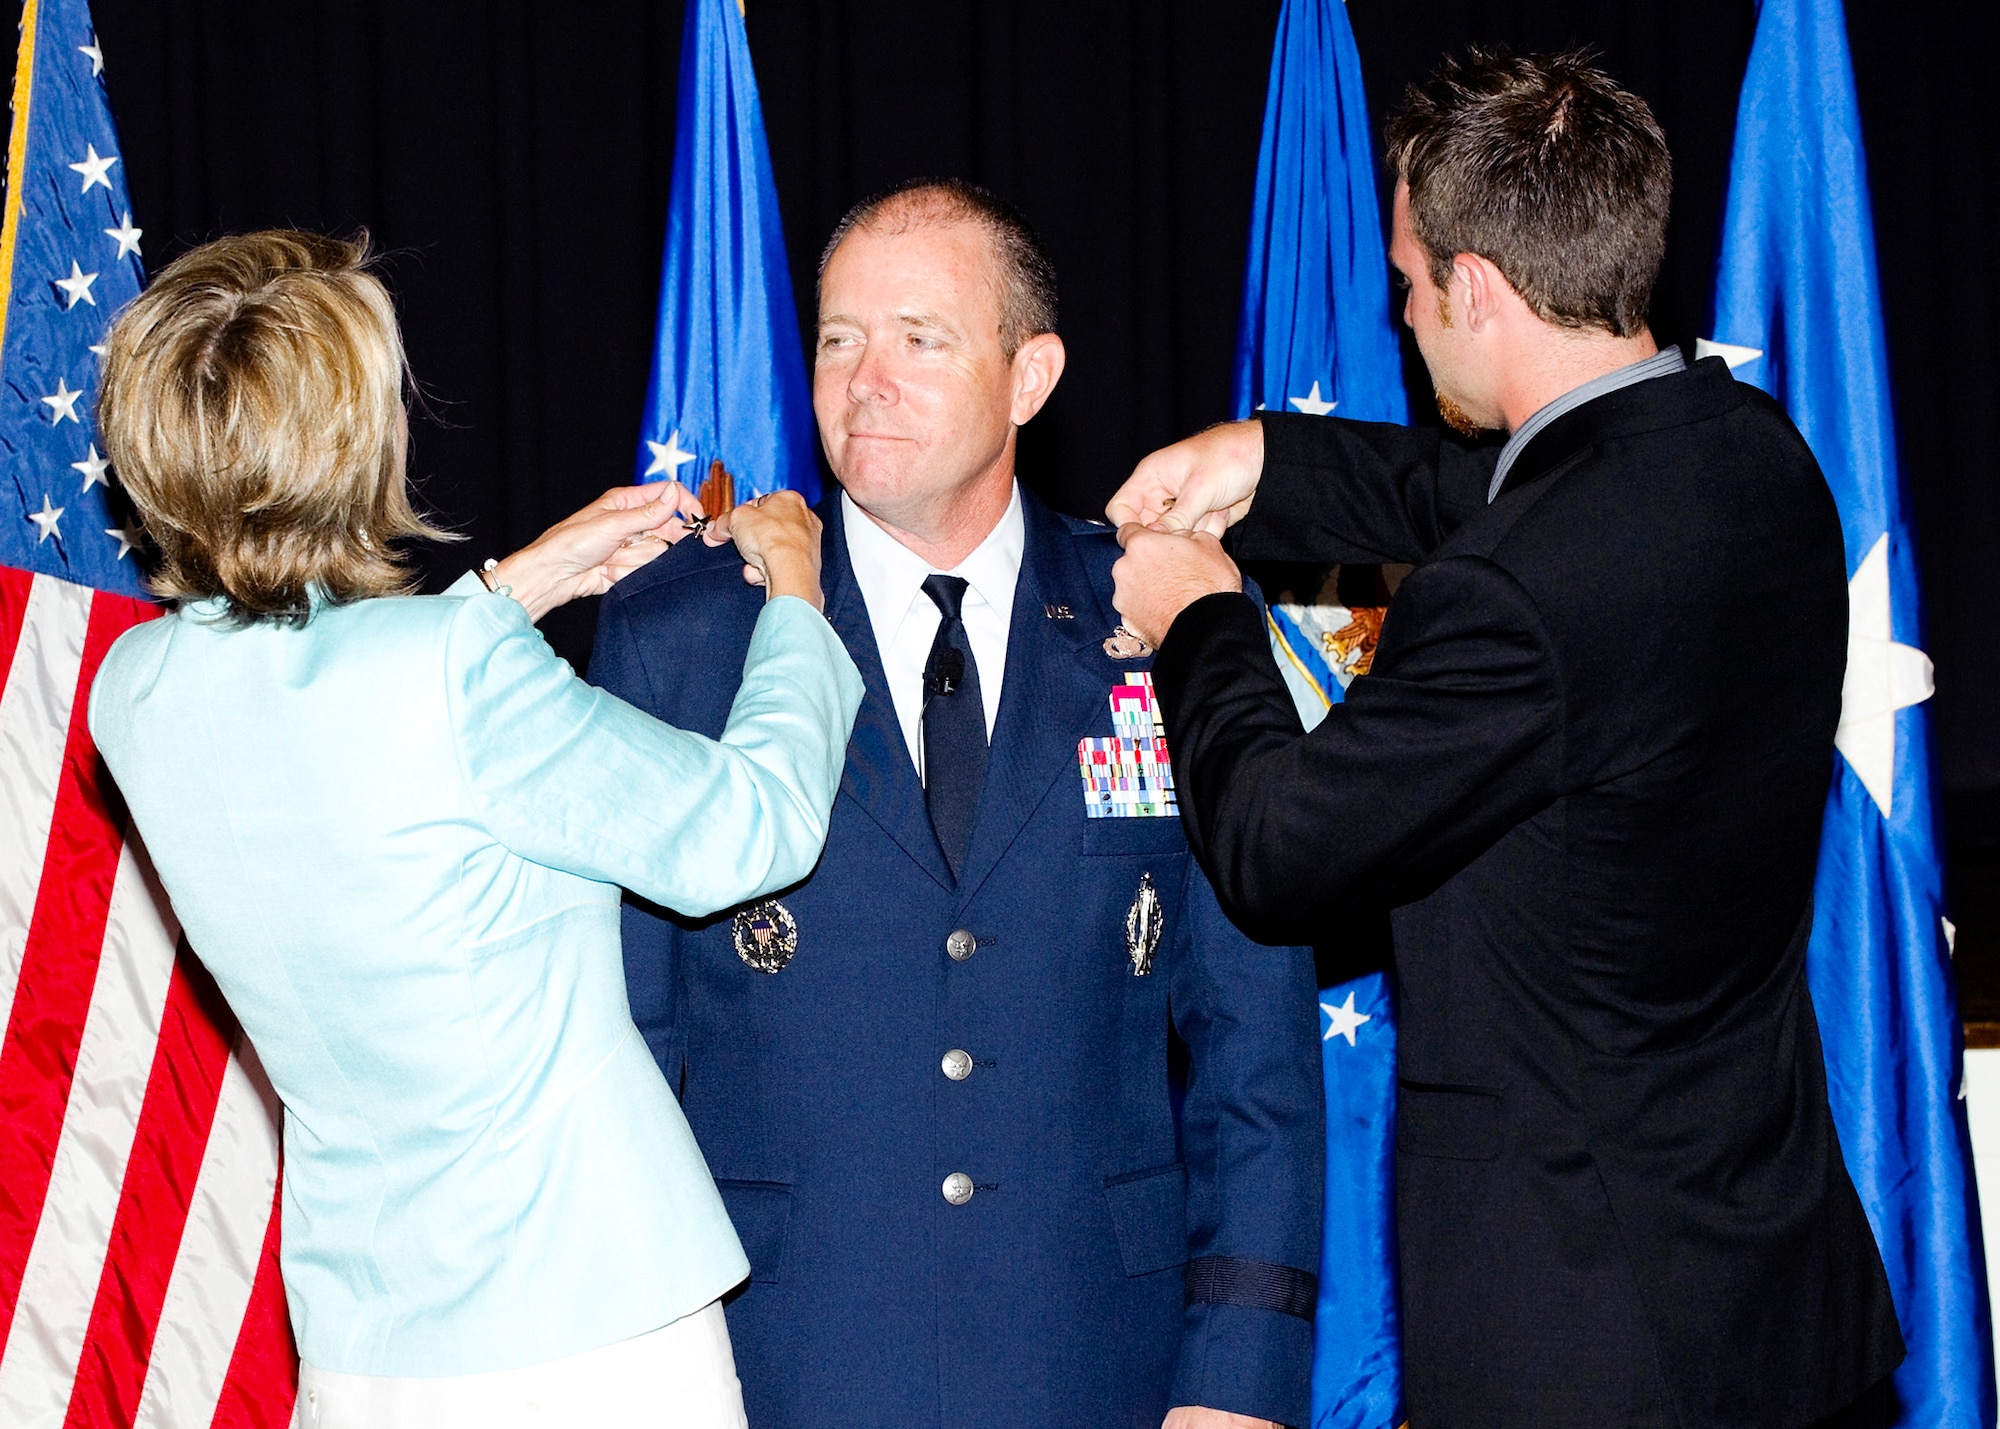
[861,188,996,238]
[818,221,1007,332]
[830,205,1003,283]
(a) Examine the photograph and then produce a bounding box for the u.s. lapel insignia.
[733,899,798,974]
[1044,603,1073,620]
[1126,872,1162,976]
[1103,624,1153,659]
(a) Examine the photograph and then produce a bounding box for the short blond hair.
[97,230,450,624]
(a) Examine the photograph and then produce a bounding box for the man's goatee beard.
[1435,391,1485,438]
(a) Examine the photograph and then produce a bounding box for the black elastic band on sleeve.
[1183,1255,1318,1321]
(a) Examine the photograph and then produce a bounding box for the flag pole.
[0,0,45,356]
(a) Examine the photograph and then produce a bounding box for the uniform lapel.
[820,497,955,891]
[950,494,1108,908]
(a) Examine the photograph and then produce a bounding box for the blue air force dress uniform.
[590,486,1324,1429]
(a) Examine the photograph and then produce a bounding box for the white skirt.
[292,1300,748,1429]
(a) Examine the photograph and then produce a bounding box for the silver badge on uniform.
[1103,624,1153,659]
[732,899,798,974]
[1126,872,1162,976]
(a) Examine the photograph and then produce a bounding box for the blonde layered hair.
[97,230,450,624]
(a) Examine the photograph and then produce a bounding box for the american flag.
[0,2,296,1425]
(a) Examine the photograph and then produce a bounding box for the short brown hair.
[1385,48,1671,337]
[819,178,1057,358]
[97,230,450,625]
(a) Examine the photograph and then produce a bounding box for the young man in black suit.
[1108,48,1904,1429]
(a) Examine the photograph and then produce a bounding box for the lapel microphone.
[925,648,965,700]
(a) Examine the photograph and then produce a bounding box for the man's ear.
[1010,333,1067,425]
[1453,252,1520,333]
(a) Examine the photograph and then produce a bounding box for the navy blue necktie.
[920,574,987,879]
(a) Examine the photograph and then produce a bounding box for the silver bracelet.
[478,558,514,599]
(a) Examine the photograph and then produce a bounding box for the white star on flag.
[1287,380,1337,416]
[105,525,142,560]
[69,143,117,193]
[1321,990,1372,1047]
[78,41,103,76]
[29,495,65,543]
[1834,532,1934,819]
[73,444,111,491]
[1694,338,1764,371]
[644,429,697,479]
[54,260,99,308]
[88,342,108,359]
[42,378,83,424]
[105,212,142,260]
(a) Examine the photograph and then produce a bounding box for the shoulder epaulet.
[1060,511,1118,540]
[602,534,745,608]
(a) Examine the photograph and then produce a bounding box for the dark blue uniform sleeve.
[1167,857,1325,1427]
[588,589,686,1089]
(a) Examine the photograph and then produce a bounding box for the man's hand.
[1106,418,1266,536]
[1163,1406,1281,1429]
[1112,524,1243,649]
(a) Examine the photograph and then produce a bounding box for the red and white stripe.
[0,567,295,1429]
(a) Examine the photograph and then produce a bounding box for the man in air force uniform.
[590,180,1324,1429]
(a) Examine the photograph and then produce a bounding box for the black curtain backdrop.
[87,1,2000,939]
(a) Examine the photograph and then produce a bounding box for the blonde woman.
[86,231,863,1428]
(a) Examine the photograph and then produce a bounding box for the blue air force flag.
[1233,0,1407,429]
[636,0,817,507]
[1234,3,1407,1425]
[1708,0,1996,1422]
[0,0,146,595]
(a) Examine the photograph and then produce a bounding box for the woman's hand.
[484,481,701,622]
[704,491,826,611]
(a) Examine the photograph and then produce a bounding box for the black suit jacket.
[1151,358,1905,1428]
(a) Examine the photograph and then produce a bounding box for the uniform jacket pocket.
[1102,1162,1189,1276]
[1081,818,1187,857]
[715,1178,792,1283]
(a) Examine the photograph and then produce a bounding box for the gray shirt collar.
[1486,346,1688,502]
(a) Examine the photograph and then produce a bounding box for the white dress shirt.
[841,484,1024,780]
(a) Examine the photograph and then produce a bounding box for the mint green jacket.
[88,575,863,1377]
